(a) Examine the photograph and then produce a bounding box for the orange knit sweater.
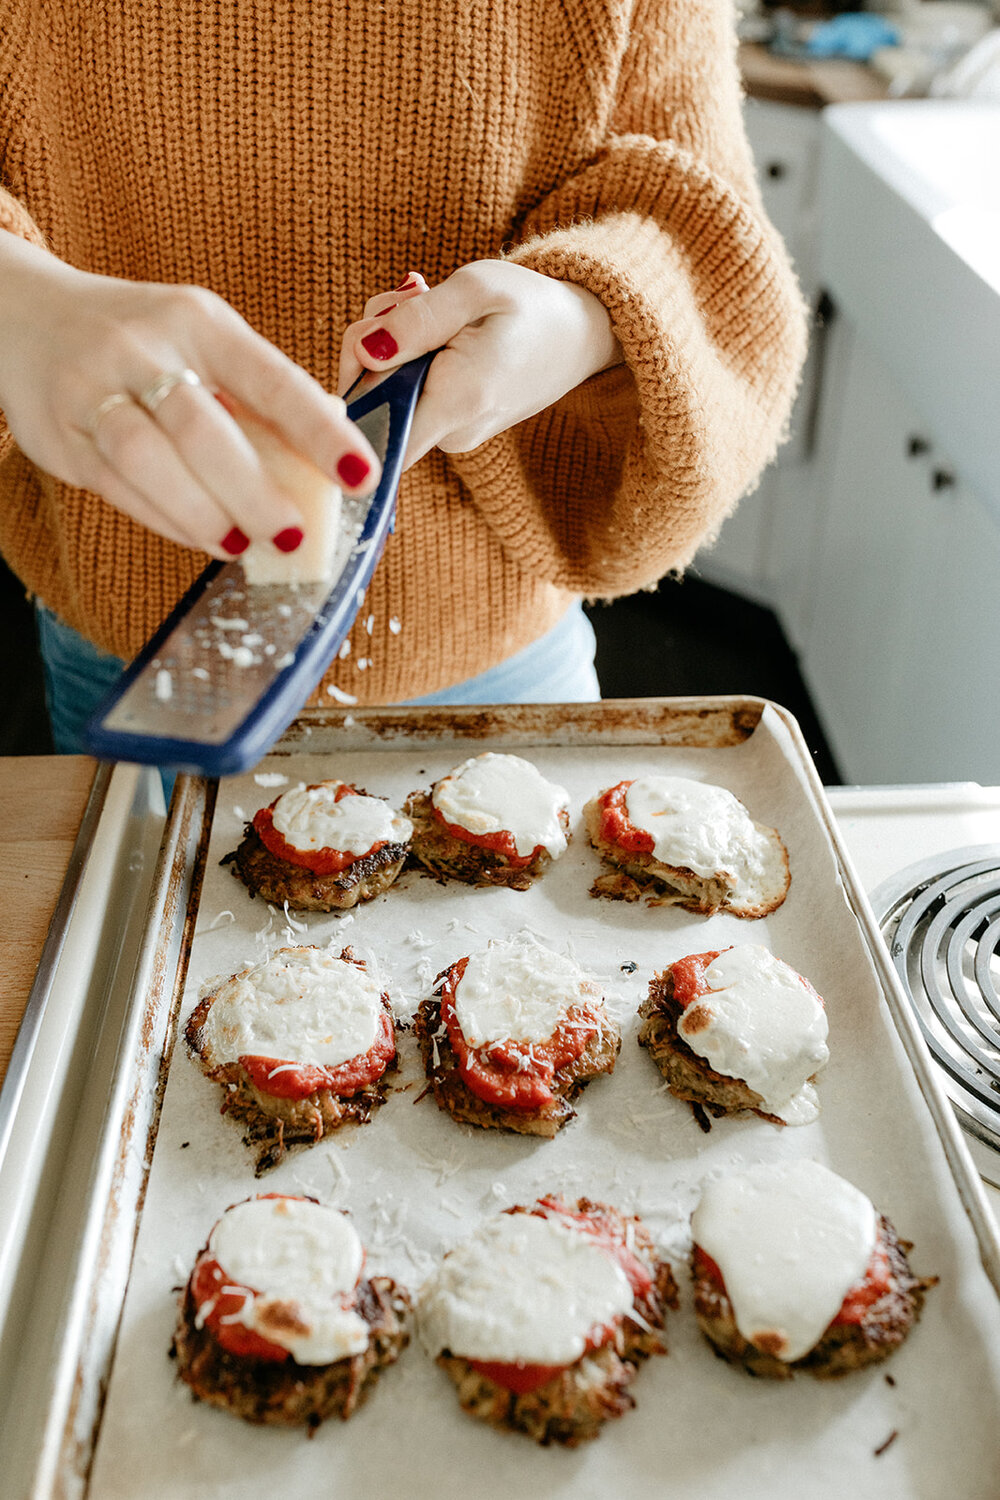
[0,0,806,703]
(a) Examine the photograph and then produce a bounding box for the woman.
[0,1,806,749]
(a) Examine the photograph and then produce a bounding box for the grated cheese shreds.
[205,910,236,931]
[327,683,358,705]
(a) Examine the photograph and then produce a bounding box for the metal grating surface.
[872,845,1000,1178]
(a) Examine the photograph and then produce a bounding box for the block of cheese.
[234,412,343,586]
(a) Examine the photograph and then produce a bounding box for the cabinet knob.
[932,467,956,492]
[907,434,931,458]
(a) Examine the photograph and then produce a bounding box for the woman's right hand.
[0,232,382,561]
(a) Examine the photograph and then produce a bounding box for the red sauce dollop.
[438,958,599,1111]
[239,1006,395,1100]
[253,783,385,874]
[595,780,655,855]
[831,1237,893,1324]
[190,1254,290,1362]
[693,1237,892,1333]
[467,1199,650,1393]
[668,948,824,1011]
[429,800,543,868]
[669,950,723,1008]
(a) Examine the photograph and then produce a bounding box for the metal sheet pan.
[20,698,1000,1499]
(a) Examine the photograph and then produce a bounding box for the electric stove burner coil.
[872,845,1000,1171]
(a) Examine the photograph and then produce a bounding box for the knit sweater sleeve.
[447,0,808,597]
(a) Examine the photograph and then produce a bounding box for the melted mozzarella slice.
[432,753,569,859]
[210,1197,369,1364]
[677,945,828,1124]
[418,1211,633,1366]
[454,936,594,1046]
[201,947,382,1066]
[624,777,785,905]
[234,413,344,585]
[692,1161,878,1362]
[271,781,412,854]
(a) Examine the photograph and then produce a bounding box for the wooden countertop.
[740,40,890,108]
[0,756,98,1085]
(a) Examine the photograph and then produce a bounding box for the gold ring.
[138,367,202,415]
[86,392,134,438]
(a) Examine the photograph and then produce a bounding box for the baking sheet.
[88,704,1000,1499]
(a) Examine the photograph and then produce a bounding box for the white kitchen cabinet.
[696,100,821,602]
[801,324,1000,784]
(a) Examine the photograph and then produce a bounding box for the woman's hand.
[338,261,623,468]
[0,232,381,561]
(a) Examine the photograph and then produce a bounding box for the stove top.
[872,844,1000,1186]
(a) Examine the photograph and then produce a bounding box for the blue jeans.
[35,602,600,756]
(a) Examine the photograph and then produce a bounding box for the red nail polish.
[361,328,398,362]
[395,276,417,291]
[337,452,371,488]
[221,526,250,555]
[272,526,304,553]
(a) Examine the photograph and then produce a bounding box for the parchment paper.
[88,706,1000,1499]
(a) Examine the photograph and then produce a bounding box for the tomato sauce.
[468,1200,650,1394]
[253,784,383,875]
[239,1007,395,1100]
[668,949,824,1011]
[190,1254,289,1362]
[430,803,541,868]
[693,1239,891,1331]
[595,781,655,854]
[668,950,723,1008]
[438,959,599,1110]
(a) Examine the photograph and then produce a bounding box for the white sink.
[829,100,1000,217]
[819,100,1000,514]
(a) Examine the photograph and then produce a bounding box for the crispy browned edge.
[222,783,410,912]
[637,965,787,1130]
[583,794,790,919]
[692,1213,937,1379]
[185,945,397,1173]
[403,788,569,891]
[434,1198,679,1446]
[172,1269,411,1427]
[414,971,621,1139]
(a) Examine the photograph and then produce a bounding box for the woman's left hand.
[338,261,623,469]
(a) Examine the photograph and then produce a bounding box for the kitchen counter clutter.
[3,703,1000,1498]
[740,40,890,107]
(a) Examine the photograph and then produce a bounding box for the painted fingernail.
[272,526,304,553]
[395,276,417,291]
[337,452,371,487]
[361,328,398,362]
[221,526,250,555]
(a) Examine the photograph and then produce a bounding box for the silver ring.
[86,392,134,438]
[138,367,201,415]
